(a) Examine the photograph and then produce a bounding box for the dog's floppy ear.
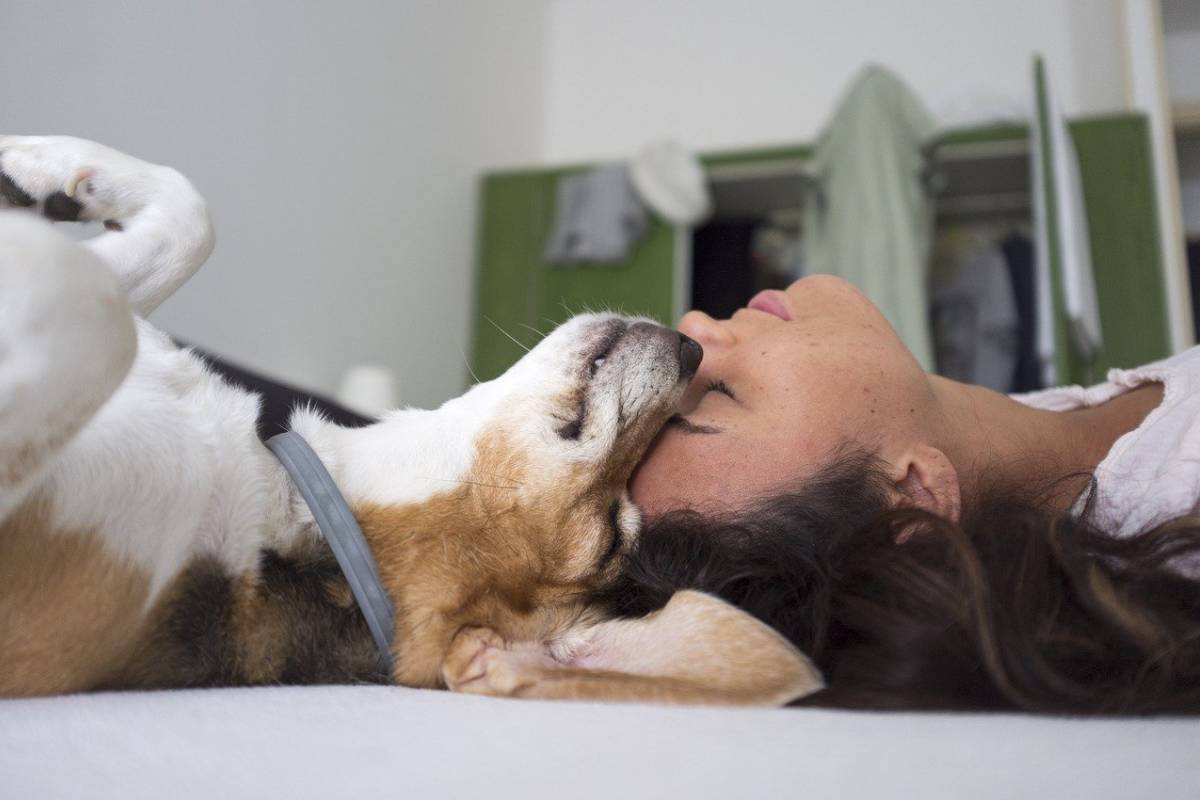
[441,590,823,706]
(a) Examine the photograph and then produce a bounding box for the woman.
[605,276,1200,713]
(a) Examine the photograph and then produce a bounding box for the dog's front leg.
[0,135,214,316]
[0,214,137,519]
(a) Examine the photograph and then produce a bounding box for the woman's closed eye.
[664,380,734,435]
[667,414,721,435]
[706,380,736,401]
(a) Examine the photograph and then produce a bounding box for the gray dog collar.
[266,431,395,676]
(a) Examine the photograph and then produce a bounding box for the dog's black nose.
[678,333,703,379]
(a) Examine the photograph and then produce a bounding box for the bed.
[3,355,1196,798]
[2,685,1198,799]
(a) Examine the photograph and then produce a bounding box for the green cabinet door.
[472,115,1168,387]
[1071,115,1170,377]
[470,168,676,382]
[1034,56,1169,383]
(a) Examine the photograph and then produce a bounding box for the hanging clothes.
[803,65,937,369]
[1189,240,1200,343]
[750,219,805,281]
[691,220,760,320]
[1001,232,1042,392]
[543,164,649,264]
[930,228,1020,392]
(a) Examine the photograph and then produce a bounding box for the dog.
[0,135,821,705]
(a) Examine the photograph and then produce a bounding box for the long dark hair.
[600,450,1200,713]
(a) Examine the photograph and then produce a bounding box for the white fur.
[0,135,686,616]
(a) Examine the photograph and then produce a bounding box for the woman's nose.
[678,310,736,349]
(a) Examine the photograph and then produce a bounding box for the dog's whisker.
[485,316,531,353]
[458,344,481,385]
[416,476,521,490]
[475,471,524,487]
[517,322,547,340]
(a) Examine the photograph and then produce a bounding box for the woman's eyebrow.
[666,415,722,435]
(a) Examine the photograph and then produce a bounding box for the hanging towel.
[543,164,649,264]
[803,65,937,369]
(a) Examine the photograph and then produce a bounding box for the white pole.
[1119,0,1194,352]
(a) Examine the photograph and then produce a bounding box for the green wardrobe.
[471,114,1168,387]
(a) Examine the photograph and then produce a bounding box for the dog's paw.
[0,135,147,226]
[441,627,559,697]
[441,627,509,692]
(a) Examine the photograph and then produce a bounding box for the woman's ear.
[890,443,961,523]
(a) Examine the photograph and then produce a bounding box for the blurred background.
[3,0,1197,413]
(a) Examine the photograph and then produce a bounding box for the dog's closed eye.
[602,500,623,564]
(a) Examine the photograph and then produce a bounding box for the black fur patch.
[43,191,83,221]
[148,557,244,687]
[0,170,35,207]
[556,417,583,440]
[113,543,389,689]
[256,547,389,685]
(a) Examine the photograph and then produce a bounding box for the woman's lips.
[747,290,792,321]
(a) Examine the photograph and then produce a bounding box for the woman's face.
[630,276,933,516]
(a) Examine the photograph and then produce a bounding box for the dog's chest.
[38,320,291,601]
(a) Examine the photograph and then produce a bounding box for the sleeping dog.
[0,135,820,704]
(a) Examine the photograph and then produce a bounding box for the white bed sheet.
[2,685,1198,799]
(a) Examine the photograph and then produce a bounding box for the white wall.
[2,0,549,408]
[540,0,1125,162]
[2,1,1137,406]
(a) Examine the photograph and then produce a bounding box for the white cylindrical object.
[629,139,713,227]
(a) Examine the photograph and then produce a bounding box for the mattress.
[2,685,1198,799]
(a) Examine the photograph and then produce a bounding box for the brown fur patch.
[0,498,385,694]
[0,441,41,487]
[356,427,626,688]
[0,497,152,696]
[1,372,666,695]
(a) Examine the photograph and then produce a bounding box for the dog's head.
[342,314,818,704]
[454,314,700,576]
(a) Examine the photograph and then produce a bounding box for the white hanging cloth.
[1031,57,1103,386]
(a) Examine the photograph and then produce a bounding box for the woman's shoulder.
[1084,345,1200,538]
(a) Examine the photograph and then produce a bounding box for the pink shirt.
[1013,346,1200,539]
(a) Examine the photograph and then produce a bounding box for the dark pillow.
[185,345,374,440]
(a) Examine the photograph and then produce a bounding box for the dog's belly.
[43,321,287,593]
[0,321,295,693]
